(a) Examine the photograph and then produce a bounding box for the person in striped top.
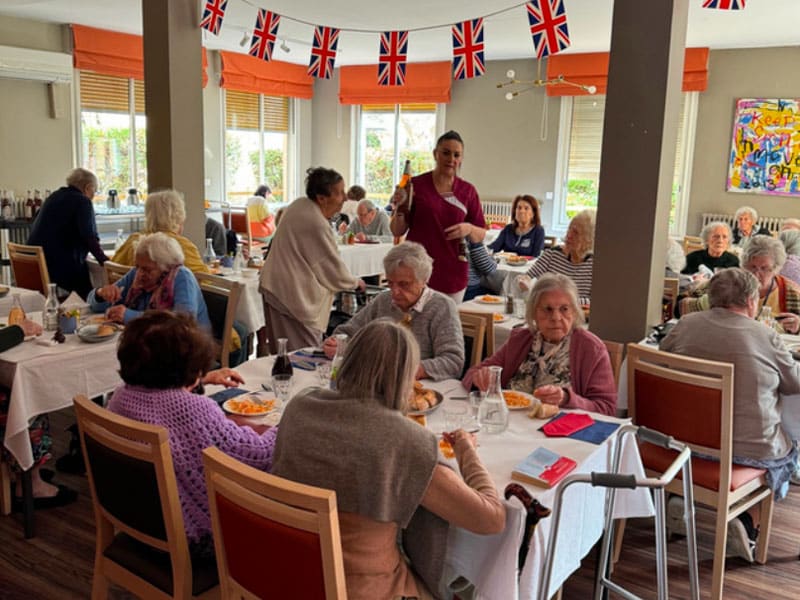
[519,209,595,303]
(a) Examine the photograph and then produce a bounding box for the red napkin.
[541,412,595,437]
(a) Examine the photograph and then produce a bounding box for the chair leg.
[754,494,774,564]
[611,518,626,567]
[0,461,11,515]
[710,510,730,600]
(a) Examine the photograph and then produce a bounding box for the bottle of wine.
[271,338,294,377]
[24,190,33,220]
[393,160,413,245]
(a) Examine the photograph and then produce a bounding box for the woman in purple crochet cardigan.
[108,311,277,556]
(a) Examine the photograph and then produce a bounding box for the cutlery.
[449,396,468,401]
[291,359,317,371]
[261,383,272,392]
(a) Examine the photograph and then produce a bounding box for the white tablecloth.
[459,298,525,347]
[207,359,654,600]
[0,315,122,470]
[0,287,45,317]
[338,242,394,277]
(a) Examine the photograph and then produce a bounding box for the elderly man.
[661,268,800,561]
[324,241,464,381]
[27,168,109,298]
[346,199,393,242]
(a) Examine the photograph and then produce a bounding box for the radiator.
[482,200,513,224]
[701,213,783,235]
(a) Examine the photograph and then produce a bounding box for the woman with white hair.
[112,189,209,273]
[732,205,771,246]
[682,221,739,275]
[89,232,210,328]
[324,241,464,380]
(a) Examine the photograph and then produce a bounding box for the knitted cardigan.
[108,385,277,543]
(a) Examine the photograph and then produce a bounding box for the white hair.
[134,232,185,270]
[734,205,758,223]
[383,241,433,283]
[700,221,732,245]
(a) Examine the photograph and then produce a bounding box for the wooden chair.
[663,276,680,321]
[202,447,347,600]
[0,462,11,516]
[543,235,558,249]
[621,344,774,600]
[73,395,219,599]
[601,339,624,388]
[459,310,495,359]
[7,242,50,294]
[103,261,133,285]
[459,312,487,377]
[195,273,242,369]
[683,235,704,255]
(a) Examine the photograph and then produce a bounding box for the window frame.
[552,91,698,238]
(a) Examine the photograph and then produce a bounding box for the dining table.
[0,286,46,317]
[206,355,655,600]
[459,297,525,347]
[337,241,394,277]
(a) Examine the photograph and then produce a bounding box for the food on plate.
[503,390,532,409]
[97,324,116,337]
[493,313,506,322]
[479,295,503,304]
[226,397,276,415]
[507,257,529,266]
[408,414,427,427]
[528,402,559,420]
[409,381,438,411]
[439,437,455,459]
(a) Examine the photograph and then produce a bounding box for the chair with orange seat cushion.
[618,344,774,600]
[202,446,347,600]
[7,242,50,294]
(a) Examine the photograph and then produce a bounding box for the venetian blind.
[225,90,288,132]
[363,103,437,113]
[79,71,144,114]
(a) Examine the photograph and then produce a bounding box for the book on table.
[511,447,577,488]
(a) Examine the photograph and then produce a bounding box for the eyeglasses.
[746,264,776,274]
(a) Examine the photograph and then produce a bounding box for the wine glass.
[272,374,292,404]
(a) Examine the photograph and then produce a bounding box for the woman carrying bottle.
[390,131,487,303]
[488,195,545,258]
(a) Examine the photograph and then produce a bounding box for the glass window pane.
[362,110,396,200]
[81,111,133,195]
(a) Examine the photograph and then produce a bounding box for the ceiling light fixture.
[280,39,290,53]
[497,68,596,100]
[239,32,249,48]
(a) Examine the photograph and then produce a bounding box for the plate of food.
[0,285,9,298]
[503,390,536,410]
[77,323,120,343]
[407,382,444,416]
[493,313,508,323]
[438,437,455,459]
[222,395,280,416]
[506,257,530,267]
[476,294,504,305]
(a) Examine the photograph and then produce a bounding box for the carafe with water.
[478,366,509,434]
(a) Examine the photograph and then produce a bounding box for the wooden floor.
[1,407,799,599]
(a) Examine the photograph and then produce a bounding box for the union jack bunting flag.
[378,31,408,86]
[526,0,571,58]
[308,26,339,79]
[200,0,228,36]
[249,9,280,61]
[452,18,485,80]
[702,0,745,8]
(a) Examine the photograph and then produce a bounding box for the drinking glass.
[468,391,484,425]
[513,298,526,319]
[272,374,292,404]
[443,405,469,432]
[316,362,332,387]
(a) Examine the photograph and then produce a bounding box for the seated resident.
[273,320,505,599]
[732,205,771,247]
[464,240,506,301]
[346,199,393,242]
[108,311,277,557]
[324,242,464,381]
[247,184,276,241]
[681,221,739,275]
[488,194,545,257]
[465,273,616,416]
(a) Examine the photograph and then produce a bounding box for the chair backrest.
[601,339,624,388]
[683,235,704,255]
[73,394,197,598]
[626,344,734,489]
[203,447,347,600]
[459,310,495,359]
[663,277,679,321]
[104,260,133,285]
[7,242,50,294]
[229,211,248,235]
[543,235,558,249]
[459,312,487,377]
[195,273,242,368]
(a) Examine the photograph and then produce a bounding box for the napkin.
[60,291,90,315]
[540,412,621,444]
[541,412,594,437]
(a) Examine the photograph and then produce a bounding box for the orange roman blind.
[339,62,451,105]
[545,47,709,96]
[219,51,313,99]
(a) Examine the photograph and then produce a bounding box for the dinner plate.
[355,239,380,244]
[503,390,536,410]
[0,285,9,298]
[407,390,444,416]
[222,395,281,416]
[493,313,509,324]
[475,295,504,305]
[77,324,120,343]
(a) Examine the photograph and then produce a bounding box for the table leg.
[20,468,34,538]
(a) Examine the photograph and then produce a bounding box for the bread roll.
[97,324,115,336]
[528,402,559,420]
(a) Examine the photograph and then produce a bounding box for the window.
[353,104,443,205]
[78,71,147,195]
[553,92,698,236]
[224,90,290,205]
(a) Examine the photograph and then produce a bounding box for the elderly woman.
[680,235,800,333]
[324,242,464,381]
[681,221,739,275]
[261,167,365,352]
[391,130,487,302]
[113,189,209,273]
[732,206,771,247]
[274,320,504,600]
[519,209,595,303]
[345,199,393,242]
[661,268,800,561]
[108,311,277,557]
[89,232,210,328]
[465,273,616,416]
[488,194,545,257]
[779,229,800,286]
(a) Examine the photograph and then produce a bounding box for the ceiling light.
[239,32,249,48]
[497,67,596,100]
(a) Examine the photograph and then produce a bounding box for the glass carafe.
[114,228,125,251]
[232,243,244,275]
[203,238,216,266]
[478,366,509,434]
[8,293,26,326]
[329,333,348,390]
[758,306,775,330]
[44,283,59,331]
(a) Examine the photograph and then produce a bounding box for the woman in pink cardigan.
[463,273,616,416]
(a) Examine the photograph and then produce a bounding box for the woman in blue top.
[488,194,545,257]
[88,232,210,329]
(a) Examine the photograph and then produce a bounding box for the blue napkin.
[209,387,248,406]
[539,412,620,445]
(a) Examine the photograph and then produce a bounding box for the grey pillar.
[142,0,205,248]
[589,0,690,344]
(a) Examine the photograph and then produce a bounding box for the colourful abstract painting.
[727,98,800,196]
